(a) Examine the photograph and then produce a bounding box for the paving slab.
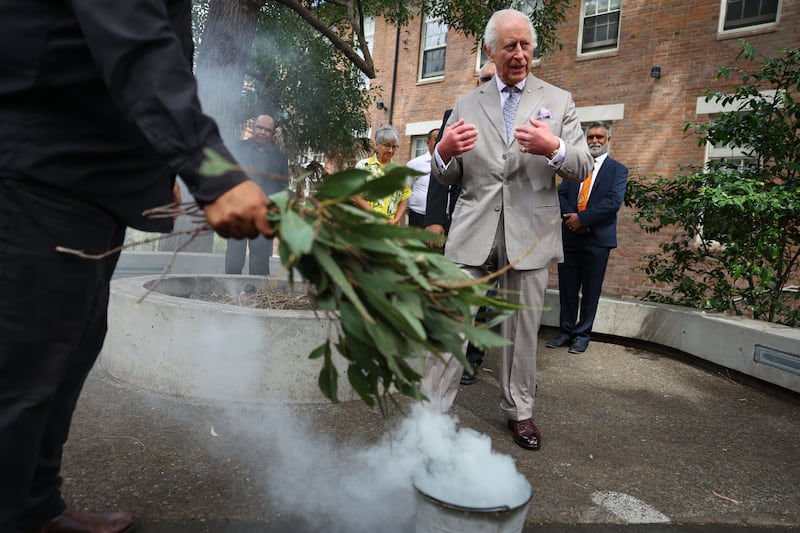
[61,327,800,532]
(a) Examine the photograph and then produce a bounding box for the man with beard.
[225,114,289,276]
[547,121,629,354]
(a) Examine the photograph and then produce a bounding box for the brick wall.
[368,1,800,299]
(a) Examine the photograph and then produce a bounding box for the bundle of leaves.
[199,150,523,410]
[263,166,523,412]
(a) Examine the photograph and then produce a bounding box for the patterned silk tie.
[502,85,520,143]
[577,160,596,212]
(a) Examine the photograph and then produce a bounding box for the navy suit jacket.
[558,155,628,248]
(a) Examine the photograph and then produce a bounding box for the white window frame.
[511,0,542,61]
[475,45,489,74]
[419,14,447,81]
[411,137,428,159]
[576,103,625,124]
[578,0,622,56]
[718,0,781,34]
[360,16,375,89]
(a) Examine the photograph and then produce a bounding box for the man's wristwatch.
[547,145,559,160]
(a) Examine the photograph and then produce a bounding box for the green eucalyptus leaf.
[339,301,375,346]
[347,364,375,407]
[314,168,370,200]
[308,341,329,360]
[268,189,290,212]
[279,209,315,254]
[311,246,373,323]
[360,283,425,343]
[364,320,402,358]
[357,174,411,202]
[463,323,513,350]
[199,148,237,177]
[318,351,339,403]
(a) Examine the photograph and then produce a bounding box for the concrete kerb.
[100,275,359,403]
[540,290,800,394]
[111,251,800,396]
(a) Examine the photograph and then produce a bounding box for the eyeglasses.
[381,143,400,150]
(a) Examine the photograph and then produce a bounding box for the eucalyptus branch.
[55,223,211,260]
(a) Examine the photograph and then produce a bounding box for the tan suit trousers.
[421,213,548,420]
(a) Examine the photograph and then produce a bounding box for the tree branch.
[272,0,376,78]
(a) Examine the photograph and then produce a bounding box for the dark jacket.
[424,109,458,230]
[235,139,290,197]
[558,155,628,248]
[0,0,246,231]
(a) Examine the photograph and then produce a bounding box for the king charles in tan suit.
[424,8,593,450]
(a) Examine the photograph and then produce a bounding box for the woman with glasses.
[353,125,411,225]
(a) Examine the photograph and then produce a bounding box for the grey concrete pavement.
[61,327,800,532]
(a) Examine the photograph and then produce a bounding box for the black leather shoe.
[460,361,480,385]
[568,338,589,353]
[546,334,572,348]
[29,509,136,533]
[507,419,541,450]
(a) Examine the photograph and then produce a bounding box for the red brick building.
[365,1,800,299]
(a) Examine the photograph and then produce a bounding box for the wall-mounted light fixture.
[376,100,387,111]
[650,65,662,79]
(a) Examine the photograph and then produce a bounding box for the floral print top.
[355,155,412,218]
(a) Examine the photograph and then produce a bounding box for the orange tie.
[577,170,593,212]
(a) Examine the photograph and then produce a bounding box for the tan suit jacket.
[433,73,593,270]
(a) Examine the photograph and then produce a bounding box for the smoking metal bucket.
[413,478,532,533]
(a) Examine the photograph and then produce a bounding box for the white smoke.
[240,403,531,532]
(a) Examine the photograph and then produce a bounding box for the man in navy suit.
[548,121,628,353]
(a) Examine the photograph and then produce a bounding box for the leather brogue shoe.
[33,509,136,533]
[546,334,571,348]
[507,418,541,450]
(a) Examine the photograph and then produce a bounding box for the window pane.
[421,16,447,78]
[412,138,427,159]
[581,0,621,52]
[425,21,447,48]
[582,12,620,51]
[423,48,446,77]
[724,0,779,30]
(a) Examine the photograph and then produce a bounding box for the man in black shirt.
[0,1,274,531]
[225,115,290,276]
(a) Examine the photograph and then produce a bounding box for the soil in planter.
[188,288,312,311]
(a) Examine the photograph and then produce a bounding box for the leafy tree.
[194,0,572,141]
[625,42,800,326]
[179,0,571,251]
[244,4,373,164]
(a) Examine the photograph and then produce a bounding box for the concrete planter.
[100,275,358,403]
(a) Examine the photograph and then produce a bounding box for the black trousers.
[557,239,611,341]
[407,209,426,228]
[0,178,125,531]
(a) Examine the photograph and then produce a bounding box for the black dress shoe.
[460,361,481,385]
[568,338,589,353]
[507,419,541,450]
[30,509,136,533]
[546,334,572,348]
